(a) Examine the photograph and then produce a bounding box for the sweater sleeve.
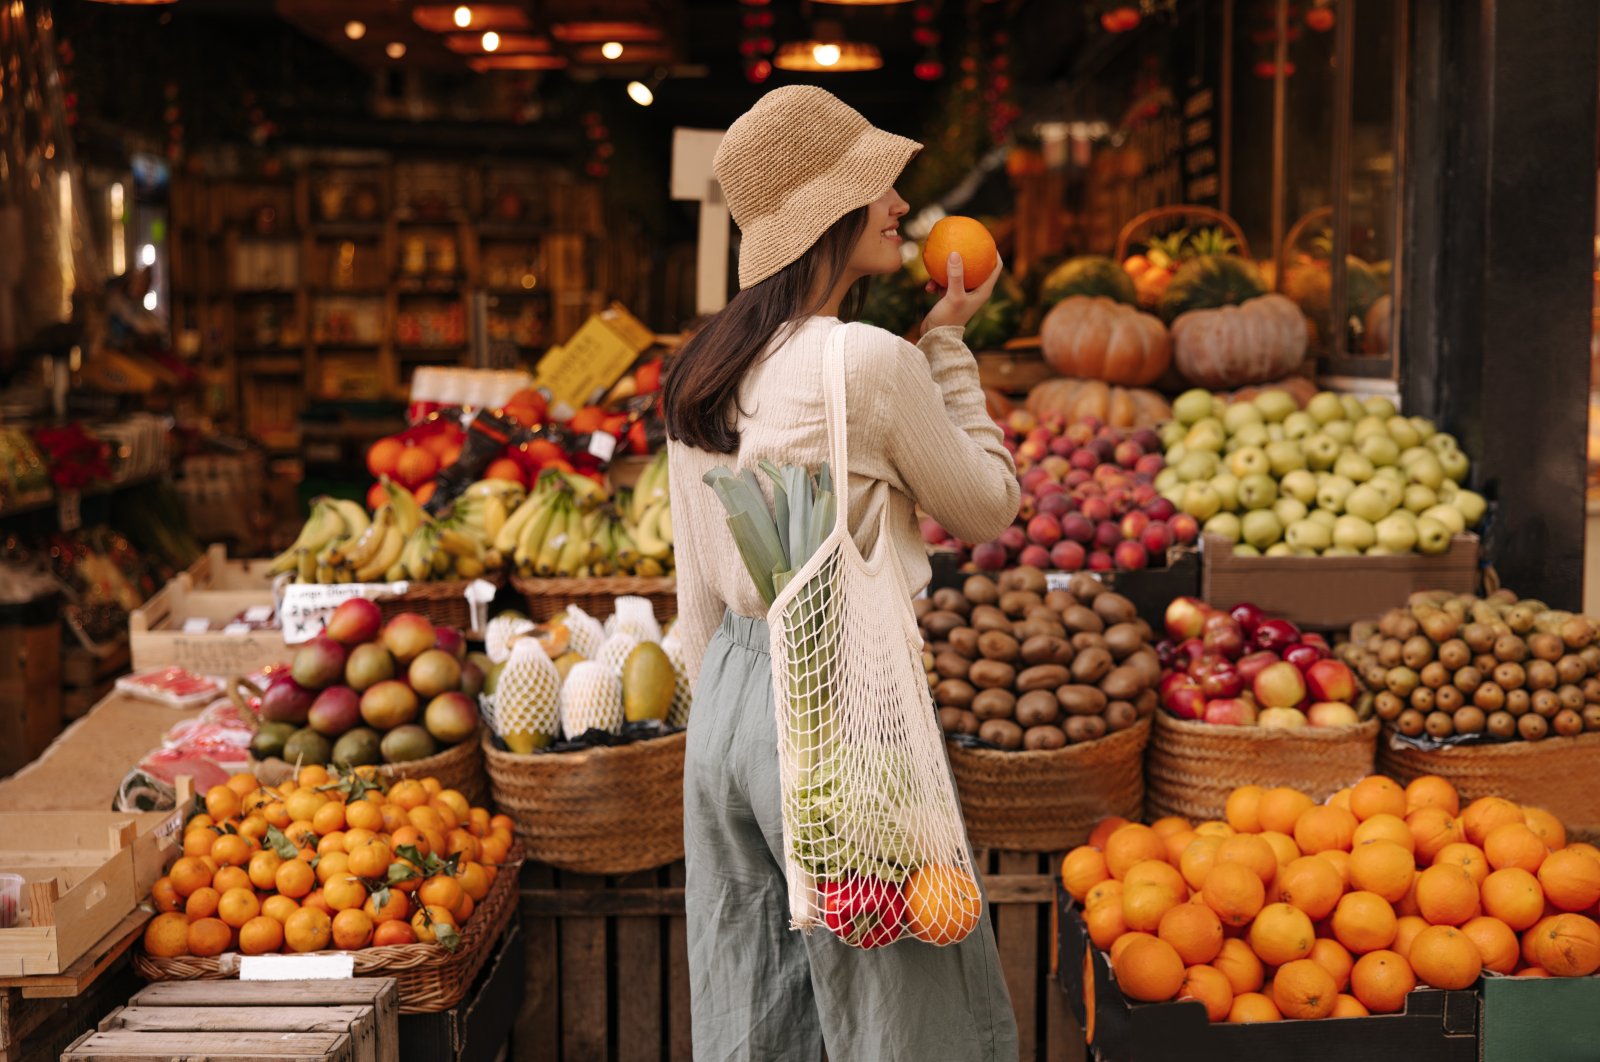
[666,444,722,687]
[857,323,1019,545]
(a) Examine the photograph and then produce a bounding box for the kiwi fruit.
[970,605,1012,634]
[971,688,1016,721]
[978,719,1024,750]
[1057,685,1109,716]
[914,598,935,621]
[1014,690,1061,727]
[977,631,1020,662]
[1020,636,1072,667]
[953,711,981,736]
[935,679,977,710]
[932,588,971,616]
[1092,592,1137,626]
[999,591,1043,617]
[1024,726,1067,751]
[1065,715,1107,743]
[1098,666,1146,701]
[1016,664,1070,692]
[1062,605,1104,634]
[1135,689,1159,717]
[1067,573,1103,601]
[938,707,966,734]
[1043,590,1076,613]
[968,660,1017,690]
[1071,631,1109,654]
[962,576,999,606]
[1105,701,1138,731]
[1071,648,1114,684]
[948,627,981,657]
[1104,623,1144,660]
[1011,567,1048,595]
[935,652,972,681]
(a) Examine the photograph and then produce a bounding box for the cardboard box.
[1057,888,1479,1061]
[1200,532,1481,631]
[1479,975,1600,1061]
[0,809,180,976]
[399,918,523,1062]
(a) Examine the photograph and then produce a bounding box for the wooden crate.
[0,602,60,779]
[128,582,288,677]
[63,1028,356,1061]
[182,544,277,592]
[114,979,400,1062]
[512,855,1085,1062]
[0,810,180,977]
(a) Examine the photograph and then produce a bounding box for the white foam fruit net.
[492,637,562,752]
[560,660,624,737]
[486,614,537,664]
[766,326,978,950]
[564,604,606,661]
[609,595,663,644]
[660,632,693,727]
[595,631,643,677]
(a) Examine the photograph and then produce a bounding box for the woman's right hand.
[921,251,1004,334]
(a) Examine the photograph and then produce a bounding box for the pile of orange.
[1063,774,1600,1024]
[142,767,513,959]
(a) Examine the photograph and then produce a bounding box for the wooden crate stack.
[62,979,399,1062]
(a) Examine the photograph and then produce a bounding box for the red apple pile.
[253,598,484,768]
[1157,597,1371,728]
[922,414,1198,574]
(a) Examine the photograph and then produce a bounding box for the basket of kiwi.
[918,567,1157,852]
[1342,588,1600,842]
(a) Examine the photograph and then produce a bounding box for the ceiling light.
[414,4,528,32]
[774,37,881,72]
[445,32,550,54]
[627,80,654,106]
[386,41,407,59]
[482,30,500,51]
[601,41,624,60]
[467,54,569,71]
[551,20,661,44]
[139,244,156,267]
[344,20,366,40]
[454,5,472,28]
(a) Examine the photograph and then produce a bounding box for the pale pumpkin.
[1039,296,1171,387]
[1169,293,1308,388]
[1024,377,1172,430]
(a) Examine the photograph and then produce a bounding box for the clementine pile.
[1062,774,1600,1024]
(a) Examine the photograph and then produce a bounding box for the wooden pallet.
[512,854,1086,1062]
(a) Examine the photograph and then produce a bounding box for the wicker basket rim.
[255,730,480,779]
[481,727,686,767]
[1381,726,1600,758]
[946,716,1152,764]
[1156,712,1380,742]
[370,575,502,601]
[510,574,676,593]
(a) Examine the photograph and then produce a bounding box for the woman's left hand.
[920,251,1005,334]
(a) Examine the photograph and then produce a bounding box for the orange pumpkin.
[1024,377,1172,430]
[1039,296,1171,387]
[1170,293,1308,388]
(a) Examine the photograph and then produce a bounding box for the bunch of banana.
[268,496,374,582]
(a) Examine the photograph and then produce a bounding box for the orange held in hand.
[922,216,998,291]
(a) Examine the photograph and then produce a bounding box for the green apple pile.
[1155,388,1485,557]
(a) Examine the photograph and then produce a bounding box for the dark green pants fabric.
[684,612,1019,1062]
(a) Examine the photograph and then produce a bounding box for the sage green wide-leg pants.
[684,612,1019,1062]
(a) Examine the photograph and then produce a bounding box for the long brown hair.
[663,207,870,453]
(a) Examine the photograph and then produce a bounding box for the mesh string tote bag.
[711,323,983,950]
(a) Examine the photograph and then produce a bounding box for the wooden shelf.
[0,470,169,521]
[236,356,303,375]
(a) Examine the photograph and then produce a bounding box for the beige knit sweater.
[667,317,1019,683]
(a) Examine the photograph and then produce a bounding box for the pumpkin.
[1025,377,1172,430]
[1039,296,1170,387]
[1283,254,1385,334]
[965,273,1023,351]
[1158,254,1267,321]
[1363,294,1392,354]
[1169,293,1309,388]
[1041,255,1137,308]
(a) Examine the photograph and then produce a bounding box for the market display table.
[0,693,200,811]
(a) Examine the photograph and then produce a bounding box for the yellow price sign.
[534,303,655,413]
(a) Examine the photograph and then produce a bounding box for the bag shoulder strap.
[820,322,853,536]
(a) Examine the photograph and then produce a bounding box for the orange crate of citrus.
[1063,774,1600,1024]
[142,765,514,960]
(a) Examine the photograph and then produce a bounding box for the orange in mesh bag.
[703,324,981,950]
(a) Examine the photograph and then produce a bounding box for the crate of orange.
[1046,773,1600,1058]
[132,766,521,1013]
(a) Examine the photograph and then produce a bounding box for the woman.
[663,85,1021,1061]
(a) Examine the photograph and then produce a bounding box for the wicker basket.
[134,844,521,1013]
[948,717,1151,852]
[482,729,684,874]
[371,577,499,632]
[252,731,490,807]
[1115,204,1253,262]
[512,574,676,624]
[1145,713,1380,822]
[1378,731,1600,845]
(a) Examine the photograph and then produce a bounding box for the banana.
[554,517,589,576]
[658,503,673,545]
[438,528,484,560]
[355,525,404,582]
[636,556,665,578]
[316,562,337,584]
[297,548,317,583]
[384,562,406,582]
[402,527,436,582]
[383,480,425,536]
[513,493,562,568]
[431,549,453,578]
[482,494,507,545]
[462,478,526,501]
[333,506,394,570]
[564,471,607,512]
[635,502,672,561]
[269,500,345,574]
[613,525,641,571]
[329,498,371,541]
[316,535,349,570]
[499,489,555,555]
[632,453,668,524]
[456,556,485,579]
[535,503,573,577]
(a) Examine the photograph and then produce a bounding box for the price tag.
[240,953,355,981]
[279,582,409,644]
[1046,571,1103,591]
[57,490,81,532]
[223,622,251,635]
[244,605,275,624]
[586,432,617,463]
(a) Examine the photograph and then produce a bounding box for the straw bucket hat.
[714,86,921,289]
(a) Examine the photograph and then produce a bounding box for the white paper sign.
[1046,571,1103,592]
[240,953,355,981]
[279,582,409,644]
[182,617,212,634]
[223,622,251,635]
[244,605,275,623]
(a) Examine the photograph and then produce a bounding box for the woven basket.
[948,717,1151,852]
[134,844,521,1013]
[1378,731,1600,845]
[371,577,498,632]
[1145,713,1380,822]
[252,732,490,807]
[512,575,676,624]
[482,729,684,874]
